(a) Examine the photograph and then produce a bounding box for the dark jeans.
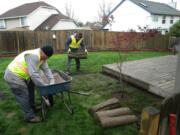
[66,57,80,72]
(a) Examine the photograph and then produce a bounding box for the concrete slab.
[102,55,177,98]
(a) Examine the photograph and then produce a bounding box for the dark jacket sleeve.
[65,37,72,50]
[80,40,86,50]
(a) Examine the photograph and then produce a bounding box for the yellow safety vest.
[69,35,83,48]
[8,48,43,80]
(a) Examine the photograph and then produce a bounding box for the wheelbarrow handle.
[69,91,90,96]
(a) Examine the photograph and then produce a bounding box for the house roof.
[35,14,70,30]
[130,0,180,16]
[0,1,58,19]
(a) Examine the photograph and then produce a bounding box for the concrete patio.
[103,55,177,98]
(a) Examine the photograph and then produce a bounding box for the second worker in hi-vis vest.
[4,45,55,123]
[65,33,87,75]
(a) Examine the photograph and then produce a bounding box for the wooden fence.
[0,30,173,55]
[140,92,180,135]
[158,92,180,135]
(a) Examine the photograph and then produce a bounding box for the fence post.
[16,32,20,54]
[140,106,160,135]
[158,93,180,135]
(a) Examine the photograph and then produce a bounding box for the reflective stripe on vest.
[69,36,83,48]
[8,48,42,80]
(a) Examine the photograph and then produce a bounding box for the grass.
[0,51,171,135]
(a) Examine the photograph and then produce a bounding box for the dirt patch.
[0,91,8,101]
[16,127,28,134]
[6,112,16,118]
[71,72,93,76]
[111,91,133,102]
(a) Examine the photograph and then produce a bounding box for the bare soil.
[111,91,133,102]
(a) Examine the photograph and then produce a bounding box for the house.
[102,0,180,34]
[0,1,79,31]
[35,14,79,30]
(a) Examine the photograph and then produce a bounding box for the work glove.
[68,48,71,53]
[85,49,88,54]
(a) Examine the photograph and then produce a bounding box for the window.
[0,19,5,28]
[44,26,49,30]
[20,17,28,27]
[152,15,158,22]
[170,16,174,24]
[162,16,166,24]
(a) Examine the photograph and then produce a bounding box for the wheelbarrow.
[36,70,73,120]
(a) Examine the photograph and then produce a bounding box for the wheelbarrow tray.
[37,70,72,96]
[68,51,87,59]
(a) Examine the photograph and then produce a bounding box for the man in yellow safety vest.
[65,33,87,75]
[4,45,55,123]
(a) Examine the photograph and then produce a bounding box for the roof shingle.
[131,0,180,16]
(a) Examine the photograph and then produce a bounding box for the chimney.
[168,1,177,9]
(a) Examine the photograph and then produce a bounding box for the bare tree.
[64,1,79,23]
[96,0,113,26]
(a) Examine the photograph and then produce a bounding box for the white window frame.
[162,15,166,24]
[0,19,5,28]
[170,16,174,24]
[152,15,158,22]
[20,17,28,27]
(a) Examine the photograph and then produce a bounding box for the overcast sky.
[0,0,180,23]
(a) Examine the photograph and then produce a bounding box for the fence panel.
[0,31,18,54]
[0,30,173,55]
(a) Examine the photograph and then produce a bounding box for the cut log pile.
[88,98,138,128]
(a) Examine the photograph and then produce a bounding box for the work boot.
[24,116,42,123]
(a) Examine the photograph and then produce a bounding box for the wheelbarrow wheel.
[41,99,47,121]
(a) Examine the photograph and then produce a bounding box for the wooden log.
[99,115,138,129]
[140,106,160,135]
[88,98,120,115]
[94,107,132,120]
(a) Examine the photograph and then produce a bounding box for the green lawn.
[0,52,171,135]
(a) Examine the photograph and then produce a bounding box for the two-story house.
[102,0,180,34]
[0,1,79,31]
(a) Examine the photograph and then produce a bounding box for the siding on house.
[104,0,150,31]
[149,15,180,30]
[5,18,20,30]
[27,7,58,30]
[51,19,79,30]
